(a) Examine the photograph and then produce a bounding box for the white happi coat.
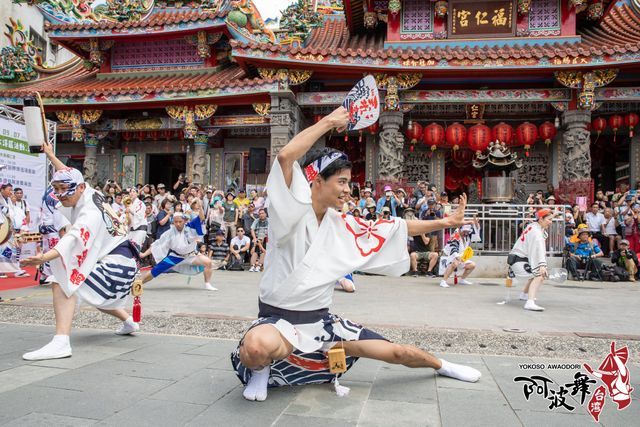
[510,222,547,275]
[51,185,130,301]
[39,186,71,278]
[260,159,409,311]
[150,216,203,274]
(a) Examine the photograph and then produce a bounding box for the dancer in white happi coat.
[39,186,70,284]
[438,220,480,288]
[508,208,556,311]
[0,183,29,277]
[125,187,147,248]
[139,200,216,291]
[232,107,481,403]
[20,142,140,361]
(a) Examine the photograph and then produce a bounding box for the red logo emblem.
[584,341,633,419]
[304,164,319,182]
[69,269,86,286]
[343,214,395,257]
[586,385,607,422]
[48,237,59,248]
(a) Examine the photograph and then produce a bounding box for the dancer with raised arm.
[231,106,481,402]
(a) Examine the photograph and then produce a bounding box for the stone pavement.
[1,324,638,427]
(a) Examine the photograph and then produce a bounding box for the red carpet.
[0,267,39,291]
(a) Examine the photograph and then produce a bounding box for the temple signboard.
[449,0,515,39]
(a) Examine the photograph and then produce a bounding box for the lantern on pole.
[625,112,639,138]
[538,121,557,146]
[608,114,623,141]
[516,122,538,157]
[422,122,445,156]
[491,122,514,146]
[467,124,491,155]
[445,122,467,151]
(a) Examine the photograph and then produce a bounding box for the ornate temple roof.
[45,8,227,33]
[0,63,276,107]
[233,2,640,72]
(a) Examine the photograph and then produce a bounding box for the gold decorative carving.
[252,103,271,116]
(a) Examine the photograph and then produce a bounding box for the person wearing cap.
[546,195,556,205]
[358,187,372,211]
[611,239,638,282]
[153,183,169,209]
[438,219,480,288]
[439,191,450,205]
[508,208,558,311]
[20,142,142,361]
[566,227,604,281]
[139,199,217,291]
[232,107,480,403]
[364,199,377,220]
[376,185,399,217]
[208,229,230,270]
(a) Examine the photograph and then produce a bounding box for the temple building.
[1,0,640,202]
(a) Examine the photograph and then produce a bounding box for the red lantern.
[609,114,623,141]
[445,122,467,151]
[467,124,491,154]
[406,121,423,144]
[625,113,639,137]
[538,121,557,146]
[591,117,607,136]
[516,122,538,157]
[422,122,445,154]
[122,131,133,142]
[492,122,514,145]
[368,121,379,135]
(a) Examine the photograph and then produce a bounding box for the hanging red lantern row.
[492,122,514,146]
[609,114,623,141]
[467,123,491,154]
[445,122,467,151]
[538,121,557,146]
[422,122,445,155]
[516,122,538,157]
[625,112,639,137]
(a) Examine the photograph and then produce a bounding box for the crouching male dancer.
[20,142,140,361]
[231,107,481,402]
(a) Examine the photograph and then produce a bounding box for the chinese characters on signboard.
[449,0,515,38]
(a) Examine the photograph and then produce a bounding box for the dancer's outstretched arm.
[41,141,66,171]
[277,107,349,187]
[406,194,474,236]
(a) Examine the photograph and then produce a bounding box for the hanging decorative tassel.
[333,376,351,397]
[131,278,143,322]
[454,272,458,285]
[132,296,142,323]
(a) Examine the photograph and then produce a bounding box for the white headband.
[304,152,348,182]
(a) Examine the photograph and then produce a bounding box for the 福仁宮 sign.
[449,0,516,39]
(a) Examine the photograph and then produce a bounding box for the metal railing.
[438,204,566,256]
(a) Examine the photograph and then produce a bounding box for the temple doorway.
[147,153,186,187]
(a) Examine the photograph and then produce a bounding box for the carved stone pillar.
[192,134,208,185]
[269,92,300,162]
[83,136,98,186]
[377,110,404,182]
[561,110,592,181]
[630,135,640,187]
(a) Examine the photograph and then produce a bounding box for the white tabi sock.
[23,334,72,361]
[115,316,139,335]
[243,366,270,401]
[437,359,481,382]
